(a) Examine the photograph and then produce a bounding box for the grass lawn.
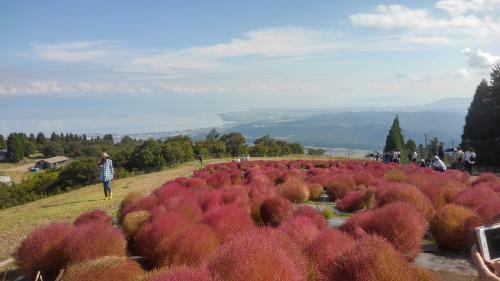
[0,159,222,262]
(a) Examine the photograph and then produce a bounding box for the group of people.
[452,147,477,175]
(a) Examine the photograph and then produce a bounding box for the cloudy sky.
[1,0,500,134]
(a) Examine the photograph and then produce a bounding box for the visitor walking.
[464,147,476,175]
[412,151,418,163]
[197,153,203,164]
[99,152,114,200]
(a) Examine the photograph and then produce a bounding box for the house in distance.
[35,156,70,170]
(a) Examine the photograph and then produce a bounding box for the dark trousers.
[464,162,473,175]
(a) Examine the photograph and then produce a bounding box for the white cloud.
[454,68,471,79]
[461,48,500,68]
[0,81,151,96]
[402,35,451,45]
[435,0,500,15]
[31,41,120,63]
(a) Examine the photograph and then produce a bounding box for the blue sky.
[1,0,500,134]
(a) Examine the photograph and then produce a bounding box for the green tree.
[6,133,27,162]
[57,158,99,189]
[127,139,165,171]
[288,143,305,154]
[462,79,490,144]
[41,142,65,158]
[384,115,405,153]
[162,135,194,166]
[405,138,416,152]
[220,132,247,157]
[206,128,220,141]
[0,134,5,150]
[103,134,114,144]
[307,148,326,156]
[36,132,46,144]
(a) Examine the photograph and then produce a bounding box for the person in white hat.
[99,152,114,200]
[432,155,447,172]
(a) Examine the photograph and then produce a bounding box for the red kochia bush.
[305,229,355,281]
[336,188,375,212]
[15,223,74,279]
[74,209,112,225]
[154,224,220,267]
[60,256,143,281]
[260,196,293,226]
[341,202,426,260]
[430,204,483,251]
[453,186,500,224]
[202,205,256,242]
[329,235,416,281]
[293,206,328,230]
[145,266,214,281]
[278,216,320,249]
[62,222,127,265]
[325,174,356,200]
[134,211,191,263]
[208,229,307,281]
[377,184,435,220]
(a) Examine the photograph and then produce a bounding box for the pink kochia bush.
[74,209,113,226]
[60,256,143,281]
[341,202,427,260]
[376,184,435,220]
[329,235,417,281]
[305,229,355,281]
[202,205,256,242]
[15,223,74,279]
[260,196,293,226]
[293,206,328,230]
[62,222,127,265]
[336,188,375,212]
[453,185,500,224]
[278,216,320,249]
[208,228,308,281]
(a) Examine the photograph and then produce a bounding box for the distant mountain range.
[108,97,471,151]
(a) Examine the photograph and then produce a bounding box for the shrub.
[341,202,426,260]
[119,191,144,217]
[121,210,150,240]
[120,195,159,220]
[278,178,310,203]
[60,256,143,281]
[377,185,435,220]
[353,172,374,186]
[293,206,328,229]
[322,208,334,220]
[278,216,320,249]
[202,205,256,242]
[208,229,307,281]
[15,223,74,279]
[307,183,323,200]
[144,266,214,281]
[453,186,500,224]
[134,211,192,264]
[74,209,112,226]
[62,222,127,265]
[336,188,376,212]
[430,204,483,251]
[154,224,220,267]
[305,229,355,281]
[324,174,356,200]
[260,196,293,227]
[329,235,416,281]
[384,169,407,183]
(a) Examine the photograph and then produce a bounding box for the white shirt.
[464,151,476,164]
[433,159,447,171]
[412,151,417,159]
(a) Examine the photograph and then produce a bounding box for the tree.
[0,135,5,150]
[41,142,65,158]
[462,79,490,144]
[206,128,220,141]
[36,132,46,144]
[307,148,326,156]
[288,143,305,154]
[220,132,247,157]
[103,134,114,144]
[57,158,99,189]
[127,139,165,171]
[162,136,194,166]
[6,133,27,162]
[384,115,405,153]
[405,138,416,152]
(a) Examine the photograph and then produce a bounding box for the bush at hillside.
[260,196,292,226]
[60,256,143,281]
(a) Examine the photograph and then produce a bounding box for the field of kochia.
[14,160,500,281]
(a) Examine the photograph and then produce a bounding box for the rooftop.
[38,156,70,164]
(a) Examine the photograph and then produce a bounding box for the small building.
[0,149,7,161]
[35,156,70,170]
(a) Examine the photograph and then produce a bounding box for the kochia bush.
[144,266,214,281]
[336,188,375,212]
[278,216,320,249]
[278,178,311,203]
[260,196,293,227]
[202,205,256,242]
[74,209,112,226]
[325,174,356,200]
[430,204,483,251]
[15,223,74,279]
[60,256,143,281]
[377,184,435,220]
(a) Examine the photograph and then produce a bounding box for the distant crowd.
[373,147,477,174]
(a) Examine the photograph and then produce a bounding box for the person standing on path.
[464,147,477,175]
[99,152,114,200]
